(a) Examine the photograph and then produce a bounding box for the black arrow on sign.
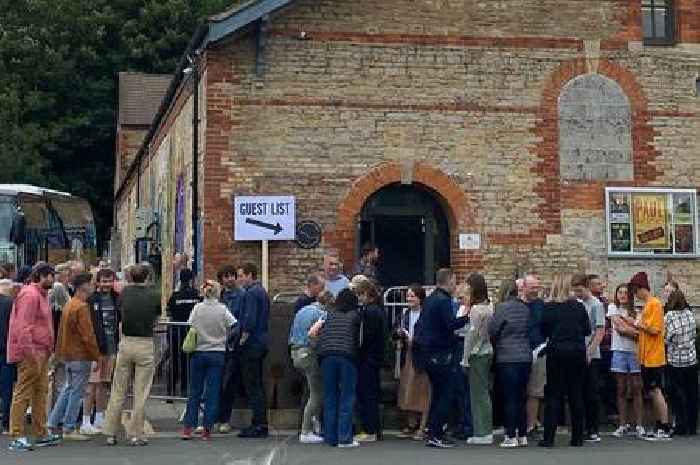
[245,218,283,235]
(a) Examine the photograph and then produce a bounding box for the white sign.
[459,233,481,250]
[234,196,296,241]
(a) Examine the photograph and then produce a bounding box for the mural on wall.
[175,175,185,253]
[558,73,633,181]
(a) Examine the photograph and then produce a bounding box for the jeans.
[583,359,600,434]
[48,361,91,431]
[357,360,381,435]
[468,354,493,437]
[217,351,241,424]
[321,355,357,446]
[292,348,323,434]
[496,362,530,438]
[184,351,225,430]
[0,358,17,430]
[239,344,268,427]
[543,350,586,445]
[10,357,49,439]
[103,337,155,439]
[668,364,699,435]
[425,350,455,439]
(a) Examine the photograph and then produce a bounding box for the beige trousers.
[10,357,49,439]
[103,337,155,439]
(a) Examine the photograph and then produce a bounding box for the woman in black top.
[313,289,362,448]
[539,273,592,447]
[354,279,386,442]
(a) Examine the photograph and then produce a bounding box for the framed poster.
[610,223,631,252]
[632,193,670,250]
[606,187,698,258]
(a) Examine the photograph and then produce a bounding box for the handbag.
[182,327,198,354]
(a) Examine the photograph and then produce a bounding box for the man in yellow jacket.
[46,272,101,442]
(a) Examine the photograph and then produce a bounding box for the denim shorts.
[611,350,641,374]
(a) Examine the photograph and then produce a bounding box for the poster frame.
[605,187,698,258]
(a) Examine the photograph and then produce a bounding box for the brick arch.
[523,57,659,243]
[326,161,479,275]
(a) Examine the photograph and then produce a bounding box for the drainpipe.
[190,52,201,276]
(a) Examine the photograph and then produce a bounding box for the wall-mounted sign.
[234,195,296,241]
[459,233,480,250]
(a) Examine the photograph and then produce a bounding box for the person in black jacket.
[166,269,201,397]
[236,263,271,439]
[353,279,386,443]
[312,288,362,448]
[81,268,121,434]
[0,279,16,433]
[539,273,592,448]
[415,268,468,449]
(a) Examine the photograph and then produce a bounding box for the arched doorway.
[359,183,450,286]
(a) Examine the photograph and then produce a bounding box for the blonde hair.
[317,290,335,307]
[456,283,470,299]
[548,273,572,303]
[201,280,221,300]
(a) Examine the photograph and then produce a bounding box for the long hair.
[548,273,572,303]
[498,280,518,304]
[613,283,636,319]
[665,290,690,313]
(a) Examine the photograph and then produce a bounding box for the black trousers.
[544,350,586,445]
[169,326,189,397]
[217,351,241,424]
[669,364,699,435]
[583,358,600,434]
[425,351,455,439]
[356,360,381,435]
[239,345,268,427]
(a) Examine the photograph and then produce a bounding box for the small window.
[606,188,698,258]
[643,0,676,45]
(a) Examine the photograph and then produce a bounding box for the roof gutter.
[114,23,210,203]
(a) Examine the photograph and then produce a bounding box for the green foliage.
[0,0,236,249]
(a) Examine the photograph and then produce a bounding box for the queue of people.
[0,255,698,454]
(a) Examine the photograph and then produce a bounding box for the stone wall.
[199,0,700,299]
[117,0,700,303]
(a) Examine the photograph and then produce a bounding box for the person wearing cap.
[626,272,672,441]
[0,279,16,434]
[6,262,57,451]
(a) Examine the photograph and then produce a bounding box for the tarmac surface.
[1,431,699,465]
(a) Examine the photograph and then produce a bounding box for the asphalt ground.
[1,431,698,465]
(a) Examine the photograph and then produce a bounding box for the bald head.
[523,274,541,302]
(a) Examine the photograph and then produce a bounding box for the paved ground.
[1,432,698,465]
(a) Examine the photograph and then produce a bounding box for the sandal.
[129,437,148,447]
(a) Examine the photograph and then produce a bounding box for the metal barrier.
[382,285,435,328]
[147,321,190,401]
[272,292,299,304]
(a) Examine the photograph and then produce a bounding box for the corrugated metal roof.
[117,73,172,126]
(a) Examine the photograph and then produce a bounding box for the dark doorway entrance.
[359,184,450,287]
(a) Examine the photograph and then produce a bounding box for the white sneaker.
[218,424,232,434]
[644,429,672,442]
[500,437,518,448]
[613,425,629,438]
[299,433,324,444]
[80,424,102,436]
[466,434,493,445]
[517,436,528,447]
[635,426,646,439]
[338,440,360,448]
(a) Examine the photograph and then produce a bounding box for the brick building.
[114,0,700,302]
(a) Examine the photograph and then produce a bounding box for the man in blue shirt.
[415,268,468,449]
[236,263,270,439]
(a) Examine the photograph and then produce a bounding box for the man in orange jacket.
[46,272,101,443]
